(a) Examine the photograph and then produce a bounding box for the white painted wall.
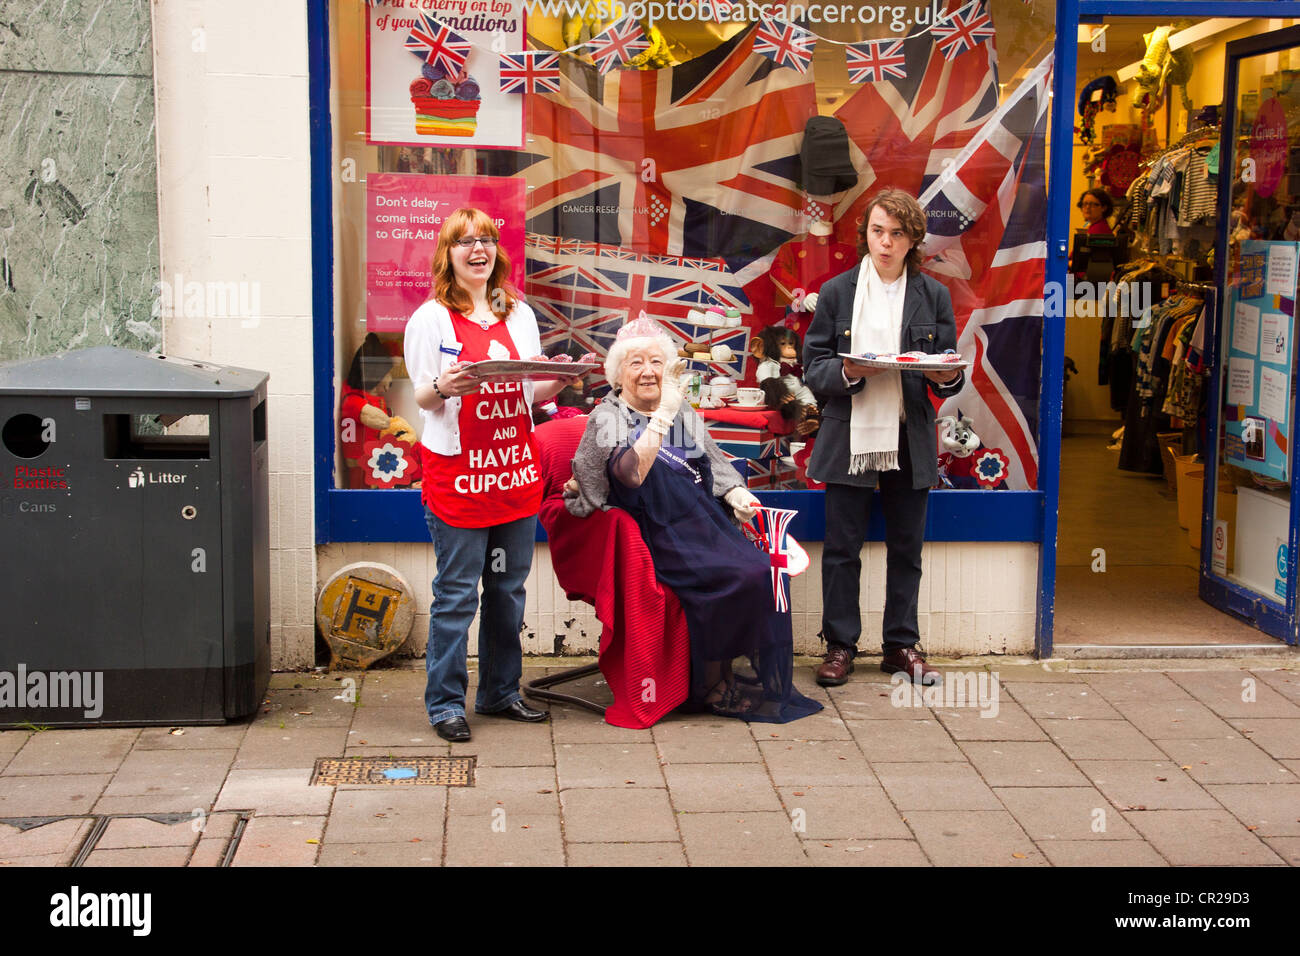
[152,0,317,667]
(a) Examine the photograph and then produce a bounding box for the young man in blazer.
[802,188,964,686]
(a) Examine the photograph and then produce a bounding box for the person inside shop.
[803,188,964,687]
[404,207,584,742]
[1071,188,1119,280]
[1078,188,1114,235]
[562,316,822,722]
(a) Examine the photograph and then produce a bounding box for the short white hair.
[604,334,677,389]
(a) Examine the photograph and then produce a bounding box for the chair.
[526,415,691,728]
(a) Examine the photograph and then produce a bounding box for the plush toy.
[340,333,422,489]
[1136,25,1194,115]
[1077,75,1119,146]
[936,414,1010,490]
[749,325,819,436]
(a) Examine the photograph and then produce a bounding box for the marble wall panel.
[0,0,153,76]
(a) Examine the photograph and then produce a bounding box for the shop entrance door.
[1200,25,1300,646]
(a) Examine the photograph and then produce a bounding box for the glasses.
[1079,201,1103,209]
[453,236,498,248]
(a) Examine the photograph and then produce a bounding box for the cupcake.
[412,68,481,138]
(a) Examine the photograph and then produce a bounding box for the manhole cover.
[311,756,475,786]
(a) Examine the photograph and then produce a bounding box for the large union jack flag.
[403,14,471,74]
[845,38,908,84]
[499,52,561,94]
[745,507,802,612]
[920,55,1053,491]
[931,0,996,61]
[585,17,650,74]
[753,15,816,73]
[525,236,753,380]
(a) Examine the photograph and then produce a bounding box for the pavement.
[1,655,1299,867]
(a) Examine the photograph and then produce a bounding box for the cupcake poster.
[367,0,525,149]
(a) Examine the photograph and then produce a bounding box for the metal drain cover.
[311,756,475,787]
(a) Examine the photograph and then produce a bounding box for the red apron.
[422,313,542,528]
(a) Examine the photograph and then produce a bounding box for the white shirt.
[403,298,542,456]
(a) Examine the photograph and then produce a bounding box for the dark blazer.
[803,263,964,489]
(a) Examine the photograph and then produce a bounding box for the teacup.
[736,387,764,405]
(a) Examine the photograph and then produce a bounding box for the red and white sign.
[365,173,525,332]
[1251,95,1288,199]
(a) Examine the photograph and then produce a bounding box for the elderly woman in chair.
[564,317,821,723]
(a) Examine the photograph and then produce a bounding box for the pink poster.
[365,173,526,332]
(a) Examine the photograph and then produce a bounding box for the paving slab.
[1082,672,1195,703]
[215,768,334,816]
[1002,683,1122,719]
[449,719,556,768]
[233,727,350,770]
[1264,837,1300,866]
[1169,670,1300,719]
[654,720,761,763]
[98,815,203,849]
[872,762,1002,812]
[1154,737,1295,785]
[1038,719,1166,761]
[324,789,447,844]
[551,708,650,744]
[0,774,111,816]
[342,745,451,759]
[1108,698,1237,740]
[443,813,564,866]
[448,766,559,816]
[662,763,783,813]
[83,845,195,867]
[1228,718,1300,759]
[751,709,852,741]
[560,788,679,843]
[958,741,1090,787]
[344,706,440,748]
[3,729,138,776]
[1121,810,1285,866]
[827,684,931,721]
[759,739,876,788]
[555,743,664,789]
[994,786,1140,841]
[566,842,687,866]
[845,719,965,762]
[932,701,1047,741]
[1076,760,1218,811]
[799,839,930,866]
[677,811,809,866]
[0,817,93,865]
[260,687,359,726]
[776,785,911,840]
[1253,670,1300,703]
[100,749,235,799]
[188,837,233,867]
[1038,840,1169,866]
[134,724,251,751]
[1205,784,1300,837]
[229,816,324,867]
[94,793,222,816]
[316,842,441,865]
[903,810,1046,866]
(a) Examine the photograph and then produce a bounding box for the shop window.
[322,0,1053,530]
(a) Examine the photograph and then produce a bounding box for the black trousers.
[821,427,929,654]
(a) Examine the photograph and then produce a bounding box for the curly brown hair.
[856,187,927,273]
[431,208,518,320]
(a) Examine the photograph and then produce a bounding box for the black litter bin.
[0,348,270,726]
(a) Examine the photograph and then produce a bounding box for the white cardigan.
[403,298,542,456]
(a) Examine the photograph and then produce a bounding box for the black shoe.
[434,716,471,741]
[484,699,549,722]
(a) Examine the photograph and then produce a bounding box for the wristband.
[646,414,671,436]
[433,379,448,400]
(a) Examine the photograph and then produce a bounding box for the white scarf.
[848,256,905,474]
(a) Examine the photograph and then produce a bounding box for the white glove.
[724,487,760,522]
[648,359,686,434]
[802,291,819,312]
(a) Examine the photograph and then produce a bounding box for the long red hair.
[430,208,518,320]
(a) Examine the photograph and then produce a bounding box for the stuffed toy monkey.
[749,325,819,435]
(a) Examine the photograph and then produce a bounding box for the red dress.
[422,312,542,528]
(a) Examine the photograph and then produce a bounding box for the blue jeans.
[423,508,536,724]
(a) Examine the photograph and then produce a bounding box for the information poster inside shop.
[367,0,524,148]
[1224,239,1297,482]
[366,173,525,332]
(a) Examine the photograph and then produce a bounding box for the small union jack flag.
[753,15,815,73]
[745,507,803,613]
[931,2,996,61]
[845,38,908,83]
[585,17,650,74]
[498,52,560,94]
[404,13,471,75]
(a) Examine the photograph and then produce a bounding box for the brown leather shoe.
[815,645,855,686]
[880,646,942,686]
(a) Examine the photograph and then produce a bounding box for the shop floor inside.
[1054,419,1274,648]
